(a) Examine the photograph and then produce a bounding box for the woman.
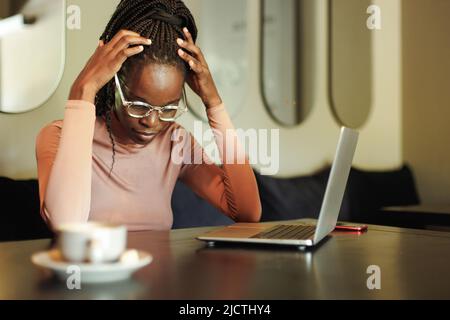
[35,0,261,231]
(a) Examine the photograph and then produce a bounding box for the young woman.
[35,0,261,231]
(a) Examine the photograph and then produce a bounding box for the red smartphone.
[334,223,368,232]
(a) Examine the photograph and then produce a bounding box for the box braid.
[94,0,197,176]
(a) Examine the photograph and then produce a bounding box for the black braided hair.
[95,0,198,176]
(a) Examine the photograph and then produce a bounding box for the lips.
[134,129,158,137]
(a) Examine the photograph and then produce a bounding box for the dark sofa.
[174,165,421,225]
[0,165,421,242]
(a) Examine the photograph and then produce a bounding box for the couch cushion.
[255,165,420,223]
[0,164,420,240]
[255,167,334,221]
[171,180,234,229]
[344,165,420,222]
[0,177,52,242]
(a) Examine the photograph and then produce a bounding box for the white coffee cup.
[56,222,127,264]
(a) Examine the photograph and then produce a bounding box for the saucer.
[31,249,152,283]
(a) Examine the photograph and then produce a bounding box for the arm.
[179,103,262,222]
[175,27,261,222]
[35,30,153,229]
[35,101,96,229]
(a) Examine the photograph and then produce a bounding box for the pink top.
[35,100,261,231]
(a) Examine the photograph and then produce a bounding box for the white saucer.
[31,249,152,283]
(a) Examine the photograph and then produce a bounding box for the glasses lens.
[159,93,188,122]
[159,108,178,121]
[124,89,188,121]
[128,104,150,117]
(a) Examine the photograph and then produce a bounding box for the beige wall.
[402,0,450,204]
[182,0,403,177]
[0,0,118,178]
[0,0,403,180]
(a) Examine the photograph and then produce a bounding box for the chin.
[132,132,159,145]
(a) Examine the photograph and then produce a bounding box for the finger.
[176,38,201,57]
[177,34,207,66]
[183,27,194,44]
[178,49,202,73]
[188,60,202,73]
[113,35,152,52]
[108,29,141,47]
[177,39,207,65]
[117,45,145,63]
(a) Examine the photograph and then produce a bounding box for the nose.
[139,110,160,129]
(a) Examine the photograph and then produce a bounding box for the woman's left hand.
[176,27,222,109]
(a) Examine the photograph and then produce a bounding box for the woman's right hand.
[69,30,152,103]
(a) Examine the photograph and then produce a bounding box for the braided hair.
[95,0,198,176]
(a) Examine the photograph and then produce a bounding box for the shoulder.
[163,122,192,142]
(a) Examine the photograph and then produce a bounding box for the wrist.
[204,95,223,110]
[69,81,97,103]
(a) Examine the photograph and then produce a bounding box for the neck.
[108,109,138,146]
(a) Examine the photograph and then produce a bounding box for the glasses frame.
[114,73,188,122]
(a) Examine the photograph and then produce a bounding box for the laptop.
[197,127,359,249]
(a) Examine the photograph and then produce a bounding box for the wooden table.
[1,220,450,299]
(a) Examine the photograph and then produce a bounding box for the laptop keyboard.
[251,224,316,240]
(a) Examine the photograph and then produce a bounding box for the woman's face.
[114,63,185,145]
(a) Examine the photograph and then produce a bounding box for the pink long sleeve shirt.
[35,100,262,231]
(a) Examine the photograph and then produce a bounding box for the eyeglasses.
[114,73,188,122]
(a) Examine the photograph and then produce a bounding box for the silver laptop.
[197,127,359,249]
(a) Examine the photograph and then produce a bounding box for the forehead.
[124,64,185,105]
